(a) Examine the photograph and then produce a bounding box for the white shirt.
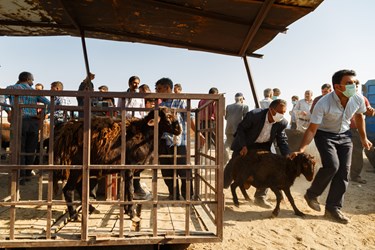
[118,97,145,118]
[293,99,313,120]
[255,112,274,143]
[311,91,366,133]
[259,98,272,109]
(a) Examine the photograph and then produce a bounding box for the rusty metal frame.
[0,89,225,248]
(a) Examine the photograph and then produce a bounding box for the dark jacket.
[231,108,290,156]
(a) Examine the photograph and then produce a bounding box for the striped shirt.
[159,99,194,147]
[5,82,50,117]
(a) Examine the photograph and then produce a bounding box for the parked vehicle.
[363,79,375,168]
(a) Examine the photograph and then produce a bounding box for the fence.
[0,89,224,248]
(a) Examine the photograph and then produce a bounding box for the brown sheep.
[227,150,315,217]
[54,107,181,221]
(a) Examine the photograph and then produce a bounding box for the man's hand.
[240,146,248,156]
[289,151,301,160]
[366,106,375,116]
[362,138,373,150]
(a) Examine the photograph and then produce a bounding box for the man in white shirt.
[117,76,145,119]
[291,69,372,224]
[259,88,273,109]
[293,90,313,132]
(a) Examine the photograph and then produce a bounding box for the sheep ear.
[147,117,160,126]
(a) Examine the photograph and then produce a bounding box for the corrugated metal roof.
[0,0,323,57]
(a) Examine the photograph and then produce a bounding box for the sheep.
[226,150,315,217]
[54,107,181,221]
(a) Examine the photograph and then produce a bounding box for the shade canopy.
[0,0,323,57]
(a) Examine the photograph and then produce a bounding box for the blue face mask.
[342,84,356,98]
[272,96,277,100]
[292,101,297,105]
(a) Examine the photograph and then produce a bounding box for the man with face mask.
[224,99,290,208]
[291,69,372,224]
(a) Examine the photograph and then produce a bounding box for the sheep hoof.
[69,213,81,222]
[234,202,240,207]
[272,210,280,217]
[295,211,305,217]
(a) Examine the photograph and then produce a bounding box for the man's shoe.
[254,198,273,209]
[324,209,350,224]
[304,193,321,211]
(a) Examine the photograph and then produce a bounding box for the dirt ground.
[188,157,375,250]
[1,146,375,250]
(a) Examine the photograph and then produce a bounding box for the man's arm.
[354,113,372,150]
[275,123,290,156]
[289,123,319,159]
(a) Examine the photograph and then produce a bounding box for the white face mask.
[272,110,284,122]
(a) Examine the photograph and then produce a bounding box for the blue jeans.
[306,130,352,211]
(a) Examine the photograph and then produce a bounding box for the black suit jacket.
[231,108,290,156]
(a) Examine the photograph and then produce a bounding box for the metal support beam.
[239,0,275,56]
[243,56,260,108]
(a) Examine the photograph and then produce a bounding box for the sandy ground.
[188,156,375,250]
[1,142,375,250]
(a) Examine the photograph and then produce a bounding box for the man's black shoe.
[324,209,350,224]
[304,193,321,211]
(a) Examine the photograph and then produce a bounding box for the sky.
[1,0,375,119]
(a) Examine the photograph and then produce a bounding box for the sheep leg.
[239,185,251,201]
[62,170,81,220]
[270,187,282,217]
[230,182,240,207]
[283,188,305,217]
[124,169,135,218]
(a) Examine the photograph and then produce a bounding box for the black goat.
[227,151,315,217]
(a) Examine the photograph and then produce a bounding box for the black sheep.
[226,150,315,217]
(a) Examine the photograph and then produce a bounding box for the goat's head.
[294,153,316,181]
[144,106,182,136]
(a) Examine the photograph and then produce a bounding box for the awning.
[0,0,323,57]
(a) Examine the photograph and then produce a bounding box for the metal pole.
[243,55,260,108]
[80,30,92,90]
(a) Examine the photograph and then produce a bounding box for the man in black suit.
[224,99,290,208]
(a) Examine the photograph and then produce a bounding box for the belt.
[298,118,310,122]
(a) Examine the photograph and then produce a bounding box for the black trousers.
[159,141,193,199]
[20,117,40,176]
[307,130,352,211]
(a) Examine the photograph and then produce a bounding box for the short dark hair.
[332,70,356,85]
[139,84,150,92]
[18,71,33,82]
[209,87,218,94]
[321,83,331,90]
[269,99,287,109]
[128,76,140,85]
[155,77,173,89]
